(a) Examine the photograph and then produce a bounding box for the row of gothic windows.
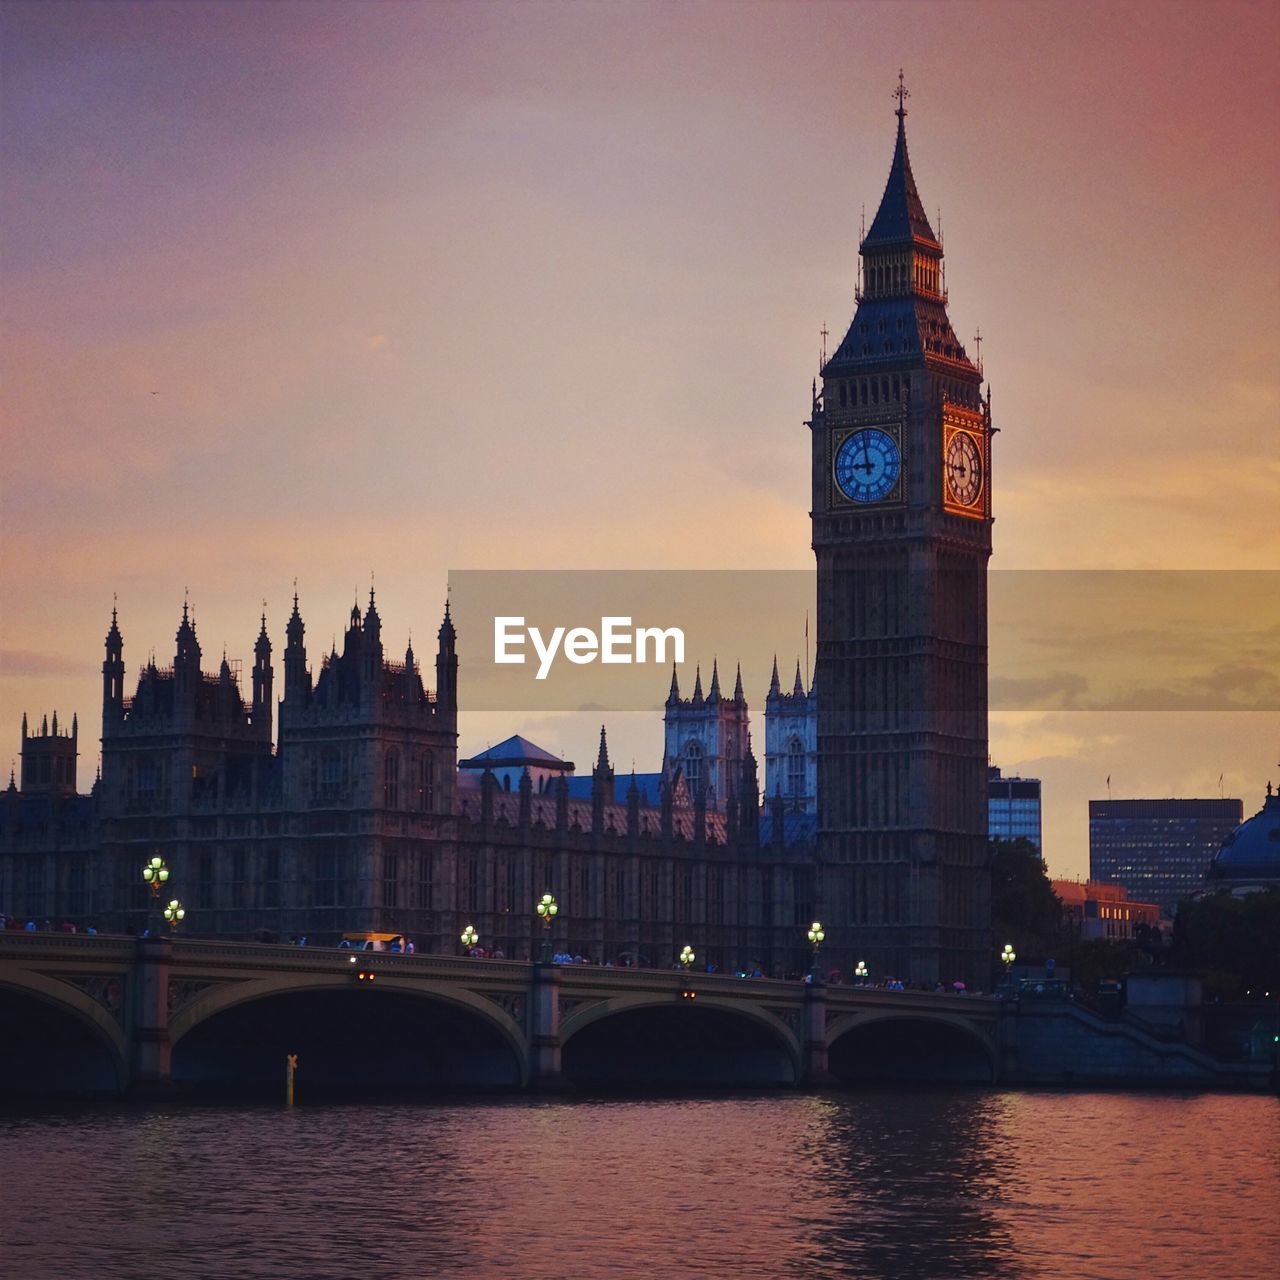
[836,374,906,409]
[383,752,435,812]
[866,257,939,296]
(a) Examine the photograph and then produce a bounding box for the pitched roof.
[458,734,573,770]
[862,113,939,250]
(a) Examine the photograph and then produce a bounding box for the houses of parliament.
[1,86,994,985]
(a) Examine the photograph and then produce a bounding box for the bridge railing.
[0,931,135,962]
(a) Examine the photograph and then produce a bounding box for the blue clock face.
[834,429,901,503]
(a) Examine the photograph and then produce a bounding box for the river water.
[1,1089,1276,1280]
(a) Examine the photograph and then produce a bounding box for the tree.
[1171,889,1280,1000]
[990,837,1062,964]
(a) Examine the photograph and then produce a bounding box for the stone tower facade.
[663,660,750,812]
[812,81,993,985]
[20,710,79,799]
[763,659,817,815]
[99,601,274,818]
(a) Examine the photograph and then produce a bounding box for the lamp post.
[679,944,695,971]
[807,921,825,981]
[460,924,478,955]
[162,899,185,931]
[141,854,169,936]
[1001,943,1017,987]
[855,960,869,985]
[536,892,558,963]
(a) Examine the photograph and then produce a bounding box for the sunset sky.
[2,0,1277,880]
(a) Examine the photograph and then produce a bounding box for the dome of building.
[1207,785,1280,888]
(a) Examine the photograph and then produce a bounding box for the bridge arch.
[561,993,802,1087]
[171,973,528,1092]
[827,1011,997,1084]
[0,969,128,1094]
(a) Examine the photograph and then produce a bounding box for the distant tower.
[436,597,457,722]
[812,76,993,985]
[663,659,750,811]
[363,585,383,692]
[764,657,818,814]
[20,709,78,797]
[283,590,309,703]
[252,609,273,740]
[102,603,124,725]
[174,600,202,704]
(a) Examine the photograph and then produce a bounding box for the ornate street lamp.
[141,855,170,935]
[162,899,185,931]
[460,923,478,954]
[855,960,869,985]
[807,921,825,979]
[1001,942,1017,985]
[141,854,169,896]
[536,892,558,963]
[679,944,695,971]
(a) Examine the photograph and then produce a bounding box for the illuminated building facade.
[1089,798,1244,916]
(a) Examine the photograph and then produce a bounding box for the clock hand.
[861,433,872,473]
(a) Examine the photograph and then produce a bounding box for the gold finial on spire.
[893,69,909,119]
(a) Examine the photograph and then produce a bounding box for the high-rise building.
[813,78,992,984]
[988,766,1042,855]
[1089,798,1244,915]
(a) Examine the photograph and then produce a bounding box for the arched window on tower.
[787,737,805,798]
[683,740,704,798]
[384,751,400,809]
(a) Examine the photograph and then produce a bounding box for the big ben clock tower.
[812,75,992,986]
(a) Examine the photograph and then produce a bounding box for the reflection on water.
[1,1090,1276,1280]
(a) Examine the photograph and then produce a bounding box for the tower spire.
[861,69,937,251]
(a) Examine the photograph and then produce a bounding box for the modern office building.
[988,766,1042,854]
[1088,798,1244,915]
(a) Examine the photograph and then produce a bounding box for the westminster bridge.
[8,931,1260,1095]
[0,931,1016,1095]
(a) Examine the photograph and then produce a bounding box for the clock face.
[834,429,901,504]
[945,431,983,507]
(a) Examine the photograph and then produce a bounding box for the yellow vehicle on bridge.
[339,932,408,952]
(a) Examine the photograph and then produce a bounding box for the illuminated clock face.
[945,431,983,507]
[834,429,901,504]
